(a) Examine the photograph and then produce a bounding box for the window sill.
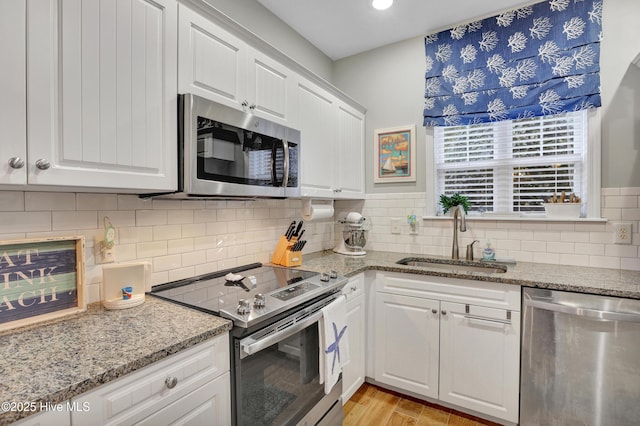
[422,215,607,223]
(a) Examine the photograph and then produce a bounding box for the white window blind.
[435,110,588,214]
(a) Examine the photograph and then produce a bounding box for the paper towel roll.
[301,199,334,221]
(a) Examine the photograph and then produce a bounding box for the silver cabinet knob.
[441,310,447,315]
[35,159,51,170]
[165,376,178,389]
[351,286,357,292]
[8,157,25,169]
[432,309,438,314]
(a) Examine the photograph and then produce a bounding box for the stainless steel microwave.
[175,94,300,198]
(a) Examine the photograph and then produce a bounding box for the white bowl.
[543,203,583,218]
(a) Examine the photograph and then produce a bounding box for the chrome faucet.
[451,205,467,259]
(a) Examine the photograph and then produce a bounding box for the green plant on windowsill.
[439,193,471,215]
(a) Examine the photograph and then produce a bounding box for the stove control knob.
[329,270,338,279]
[253,293,266,308]
[320,273,330,282]
[237,299,252,315]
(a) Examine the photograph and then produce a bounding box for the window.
[433,109,600,217]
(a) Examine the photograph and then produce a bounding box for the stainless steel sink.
[396,257,507,274]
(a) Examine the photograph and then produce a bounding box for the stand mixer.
[333,212,370,256]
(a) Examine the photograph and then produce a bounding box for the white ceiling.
[257,0,539,60]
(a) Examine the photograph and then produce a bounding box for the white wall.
[333,0,640,191]
[199,0,334,81]
[0,191,334,304]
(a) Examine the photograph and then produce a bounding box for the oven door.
[234,307,343,426]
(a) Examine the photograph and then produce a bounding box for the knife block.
[281,250,303,267]
[271,236,302,267]
[271,235,291,265]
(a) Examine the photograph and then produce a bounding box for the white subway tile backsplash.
[76,193,118,211]
[0,191,25,211]
[25,192,75,211]
[52,211,98,230]
[168,238,195,254]
[168,210,194,224]
[606,196,639,209]
[0,212,51,233]
[136,210,167,226]
[137,241,168,258]
[153,225,182,241]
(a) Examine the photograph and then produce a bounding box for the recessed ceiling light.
[372,0,394,11]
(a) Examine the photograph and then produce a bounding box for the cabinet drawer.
[375,272,520,311]
[342,273,365,300]
[72,334,229,426]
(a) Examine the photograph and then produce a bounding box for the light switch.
[391,218,401,234]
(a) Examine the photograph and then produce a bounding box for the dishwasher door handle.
[526,299,640,323]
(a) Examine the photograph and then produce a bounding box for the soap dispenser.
[482,241,495,261]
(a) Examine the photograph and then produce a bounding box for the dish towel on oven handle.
[319,294,350,394]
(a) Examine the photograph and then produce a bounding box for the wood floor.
[343,383,500,426]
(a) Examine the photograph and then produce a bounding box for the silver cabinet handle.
[8,157,25,169]
[281,139,289,188]
[165,376,178,389]
[432,309,438,314]
[464,314,512,325]
[35,159,51,170]
[351,286,357,292]
[441,310,447,315]
[526,299,640,323]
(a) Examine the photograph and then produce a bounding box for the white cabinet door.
[178,4,247,110]
[335,101,365,199]
[26,0,177,192]
[0,0,27,185]
[246,47,297,127]
[12,407,70,426]
[439,301,520,423]
[298,79,336,198]
[374,292,439,399]
[139,372,231,426]
[342,274,365,402]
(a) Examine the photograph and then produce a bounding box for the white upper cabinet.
[178,4,297,127]
[178,4,247,109]
[297,78,337,198]
[24,0,178,192]
[0,1,27,185]
[335,101,365,198]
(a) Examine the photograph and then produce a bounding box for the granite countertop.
[0,297,231,425]
[299,250,640,300]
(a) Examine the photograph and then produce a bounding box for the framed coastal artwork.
[374,125,416,183]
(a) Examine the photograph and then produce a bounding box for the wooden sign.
[0,236,85,331]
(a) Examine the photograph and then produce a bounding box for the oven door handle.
[240,310,322,359]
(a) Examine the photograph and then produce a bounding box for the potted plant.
[439,193,471,215]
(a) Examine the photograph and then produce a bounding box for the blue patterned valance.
[423,0,602,127]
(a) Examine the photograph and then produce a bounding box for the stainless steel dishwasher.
[521,288,640,426]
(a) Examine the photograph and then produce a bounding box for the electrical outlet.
[613,223,632,245]
[391,218,401,234]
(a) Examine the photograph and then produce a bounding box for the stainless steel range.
[151,263,348,426]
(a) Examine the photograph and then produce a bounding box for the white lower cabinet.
[72,334,230,425]
[374,292,439,399]
[341,273,366,403]
[439,301,520,422]
[373,272,520,424]
[12,407,70,426]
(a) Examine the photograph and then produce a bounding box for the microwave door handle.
[282,139,290,188]
[271,144,278,185]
